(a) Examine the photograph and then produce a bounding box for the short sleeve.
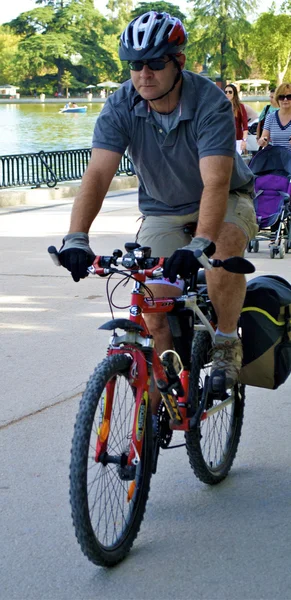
[196,99,236,159]
[92,99,130,154]
[264,112,272,132]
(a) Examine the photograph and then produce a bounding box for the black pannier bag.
[239,275,291,389]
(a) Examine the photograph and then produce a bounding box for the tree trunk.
[56,59,65,94]
[220,35,227,90]
[277,51,291,85]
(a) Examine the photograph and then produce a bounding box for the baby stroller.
[247,145,291,258]
[246,118,259,156]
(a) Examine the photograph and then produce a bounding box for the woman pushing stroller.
[258,83,291,151]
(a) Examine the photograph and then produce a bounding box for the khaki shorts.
[136,191,258,257]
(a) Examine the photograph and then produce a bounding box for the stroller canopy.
[249,145,291,177]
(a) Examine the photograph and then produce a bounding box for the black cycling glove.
[164,237,216,283]
[58,232,95,282]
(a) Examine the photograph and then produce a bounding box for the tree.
[249,12,291,85]
[61,68,73,96]
[186,0,253,87]
[7,0,121,93]
[131,2,186,20]
[0,27,22,83]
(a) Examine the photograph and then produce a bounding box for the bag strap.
[283,305,291,341]
[258,104,271,137]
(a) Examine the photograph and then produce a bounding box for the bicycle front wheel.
[70,353,152,567]
[185,332,245,484]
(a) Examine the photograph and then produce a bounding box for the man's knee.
[214,222,247,259]
[144,313,169,337]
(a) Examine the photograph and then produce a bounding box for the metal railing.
[0,148,135,189]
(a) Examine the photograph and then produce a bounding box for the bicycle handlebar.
[47,245,255,276]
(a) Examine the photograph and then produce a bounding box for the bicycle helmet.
[119,11,187,61]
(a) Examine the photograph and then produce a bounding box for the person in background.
[256,87,278,141]
[224,84,249,155]
[258,83,291,150]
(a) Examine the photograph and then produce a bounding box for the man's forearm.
[69,168,105,233]
[68,147,122,234]
[196,184,229,242]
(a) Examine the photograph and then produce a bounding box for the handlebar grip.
[193,249,213,270]
[48,245,61,266]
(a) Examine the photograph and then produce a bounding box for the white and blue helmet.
[119,11,187,61]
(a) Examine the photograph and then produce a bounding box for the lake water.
[0,103,103,156]
[0,101,266,156]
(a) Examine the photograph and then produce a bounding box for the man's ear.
[177,53,186,69]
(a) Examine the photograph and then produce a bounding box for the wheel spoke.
[70,354,152,566]
[186,332,244,484]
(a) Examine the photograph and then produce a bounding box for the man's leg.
[206,221,247,332]
[136,212,197,414]
[143,283,182,414]
[206,221,247,390]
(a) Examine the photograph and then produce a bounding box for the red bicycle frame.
[92,258,193,468]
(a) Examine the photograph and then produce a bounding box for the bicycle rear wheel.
[70,353,152,567]
[185,332,245,484]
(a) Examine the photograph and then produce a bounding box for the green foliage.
[0,27,23,83]
[249,12,291,84]
[186,0,253,85]
[5,0,122,93]
[107,0,134,32]
[131,2,186,20]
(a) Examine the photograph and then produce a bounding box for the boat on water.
[59,105,87,114]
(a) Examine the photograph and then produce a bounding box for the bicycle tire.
[185,331,245,484]
[69,353,153,567]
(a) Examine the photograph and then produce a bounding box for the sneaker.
[210,335,243,392]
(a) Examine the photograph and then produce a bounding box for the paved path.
[1,196,291,600]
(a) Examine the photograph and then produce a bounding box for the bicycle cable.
[106,270,155,316]
[163,443,186,449]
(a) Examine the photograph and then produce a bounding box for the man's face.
[129,55,184,100]
[270,92,276,106]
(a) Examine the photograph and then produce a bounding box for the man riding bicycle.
[58,11,258,412]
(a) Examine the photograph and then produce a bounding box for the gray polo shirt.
[92,71,254,215]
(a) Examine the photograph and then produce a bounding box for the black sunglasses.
[225,90,233,94]
[128,58,171,71]
[278,94,291,101]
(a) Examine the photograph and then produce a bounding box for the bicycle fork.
[94,348,150,477]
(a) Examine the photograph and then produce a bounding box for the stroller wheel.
[269,246,276,259]
[284,239,290,254]
[279,244,285,259]
[247,241,253,252]
[253,240,259,253]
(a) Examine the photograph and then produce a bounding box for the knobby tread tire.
[69,353,152,567]
[185,332,245,485]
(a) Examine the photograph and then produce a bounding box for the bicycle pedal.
[209,370,227,396]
